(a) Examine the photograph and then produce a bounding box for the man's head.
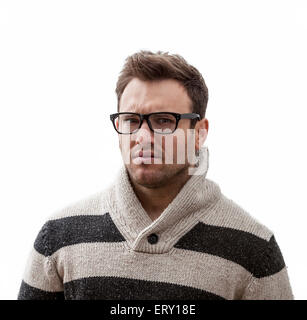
[113,50,209,188]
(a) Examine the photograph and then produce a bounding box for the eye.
[123,117,139,123]
[157,118,172,124]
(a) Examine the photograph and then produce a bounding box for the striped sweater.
[18,147,294,300]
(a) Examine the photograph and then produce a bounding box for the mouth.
[139,150,154,158]
[132,150,161,164]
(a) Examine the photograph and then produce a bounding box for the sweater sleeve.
[17,221,64,300]
[241,234,294,300]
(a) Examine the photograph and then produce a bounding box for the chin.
[128,164,165,187]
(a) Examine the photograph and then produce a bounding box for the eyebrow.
[122,103,170,113]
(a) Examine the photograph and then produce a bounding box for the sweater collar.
[105,146,221,253]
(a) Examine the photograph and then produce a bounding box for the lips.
[138,150,154,158]
[132,149,159,159]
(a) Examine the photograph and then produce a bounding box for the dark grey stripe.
[34,213,126,256]
[17,281,64,300]
[174,222,285,278]
[63,276,225,300]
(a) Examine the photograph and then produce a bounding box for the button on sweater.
[17,146,294,300]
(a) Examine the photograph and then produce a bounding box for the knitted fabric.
[18,146,294,300]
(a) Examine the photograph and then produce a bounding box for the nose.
[140,117,151,131]
[134,118,153,144]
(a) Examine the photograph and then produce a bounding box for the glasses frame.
[110,112,201,134]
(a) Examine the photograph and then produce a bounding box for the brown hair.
[115,50,209,127]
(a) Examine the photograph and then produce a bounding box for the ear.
[195,118,209,151]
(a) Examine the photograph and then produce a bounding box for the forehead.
[119,78,192,114]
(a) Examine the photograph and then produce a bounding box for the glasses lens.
[116,113,140,133]
[149,113,177,133]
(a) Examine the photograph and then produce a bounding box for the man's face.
[118,77,204,188]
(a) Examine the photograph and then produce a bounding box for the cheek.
[174,133,189,163]
[119,135,133,157]
[162,134,186,164]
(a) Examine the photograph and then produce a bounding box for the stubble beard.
[125,162,190,189]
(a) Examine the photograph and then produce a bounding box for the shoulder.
[34,187,123,257]
[202,188,273,241]
[194,186,286,277]
[46,189,110,221]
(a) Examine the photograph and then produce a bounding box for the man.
[18,50,294,300]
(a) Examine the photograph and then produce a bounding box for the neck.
[128,166,194,221]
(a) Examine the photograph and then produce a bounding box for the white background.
[0,0,306,300]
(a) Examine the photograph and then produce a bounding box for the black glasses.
[110,112,201,134]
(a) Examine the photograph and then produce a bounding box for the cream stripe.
[46,190,109,221]
[52,242,252,300]
[23,248,64,292]
[241,266,294,300]
[201,194,273,241]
